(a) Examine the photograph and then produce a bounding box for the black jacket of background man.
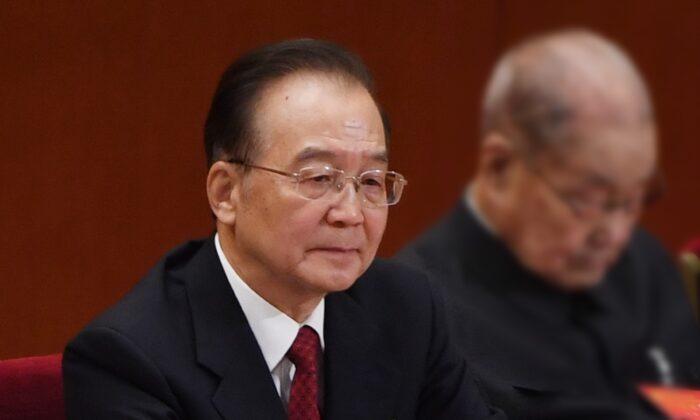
[396,201,700,420]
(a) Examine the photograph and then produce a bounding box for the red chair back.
[0,354,64,420]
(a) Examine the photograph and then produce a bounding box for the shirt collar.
[214,233,325,372]
[464,185,497,235]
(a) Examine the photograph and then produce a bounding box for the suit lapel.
[179,237,287,420]
[323,289,400,420]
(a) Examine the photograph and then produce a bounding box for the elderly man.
[63,39,502,419]
[397,30,700,419]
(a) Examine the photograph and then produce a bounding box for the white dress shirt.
[214,234,325,408]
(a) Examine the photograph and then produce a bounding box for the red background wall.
[1,1,698,359]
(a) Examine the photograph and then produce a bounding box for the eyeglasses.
[522,160,664,223]
[227,159,408,208]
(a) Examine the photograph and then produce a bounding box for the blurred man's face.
[499,122,657,290]
[227,73,389,302]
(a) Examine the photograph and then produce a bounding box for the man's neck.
[217,228,324,323]
[469,179,502,235]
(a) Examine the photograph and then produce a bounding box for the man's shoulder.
[395,204,468,266]
[626,227,672,260]
[79,237,212,341]
[62,237,230,419]
[602,226,685,305]
[609,227,677,283]
[351,258,434,297]
[338,258,440,319]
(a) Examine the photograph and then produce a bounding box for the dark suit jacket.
[63,236,503,419]
[396,201,700,419]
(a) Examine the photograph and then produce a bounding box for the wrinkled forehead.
[254,72,386,159]
[339,118,376,141]
[286,117,385,145]
[293,140,388,163]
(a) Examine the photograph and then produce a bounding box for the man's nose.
[588,210,636,249]
[326,180,364,226]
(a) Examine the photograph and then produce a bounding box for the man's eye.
[306,174,333,184]
[566,194,601,216]
[362,177,384,187]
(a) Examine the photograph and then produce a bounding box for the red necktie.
[287,326,321,420]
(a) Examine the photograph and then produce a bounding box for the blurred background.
[1,0,698,359]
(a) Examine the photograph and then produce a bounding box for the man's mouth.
[568,253,614,271]
[312,247,359,253]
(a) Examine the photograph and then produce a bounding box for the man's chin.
[308,272,360,294]
[300,264,365,294]
[296,251,372,293]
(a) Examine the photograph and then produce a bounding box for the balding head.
[473,29,659,291]
[482,29,654,156]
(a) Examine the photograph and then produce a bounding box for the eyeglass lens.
[296,167,404,207]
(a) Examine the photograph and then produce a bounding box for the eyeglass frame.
[226,158,408,208]
[517,152,665,223]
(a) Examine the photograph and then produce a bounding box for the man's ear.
[477,131,517,190]
[206,161,241,225]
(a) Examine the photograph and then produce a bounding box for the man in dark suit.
[63,39,503,419]
[397,29,700,419]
